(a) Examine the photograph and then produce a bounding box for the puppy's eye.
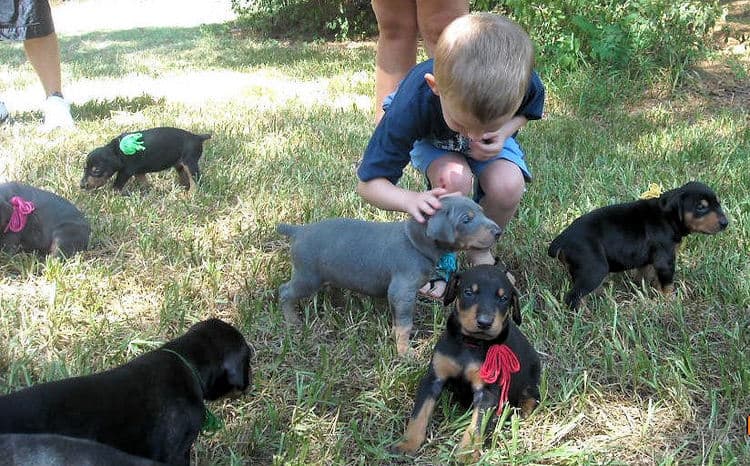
[461,214,472,224]
[90,167,101,176]
[695,203,708,214]
[497,295,508,303]
[463,288,474,297]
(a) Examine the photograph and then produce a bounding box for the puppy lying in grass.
[0,319,252,466]
[278,195,501,355]
[0,433,163,466]
[0,182,90,257]
[394,265,541,459]
[80,127,210,192]
[548,181,729,309]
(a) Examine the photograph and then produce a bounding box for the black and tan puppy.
[394,265,541,458]
[0,182,90,257]
[548,181,729,310]
[80,127,210,191]
[0,319,252,466]
[278,196,501,355]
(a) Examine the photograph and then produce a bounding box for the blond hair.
[433,13,534,123]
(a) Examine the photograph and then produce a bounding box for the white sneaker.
[0,101,8,124]
[42,95,74,131]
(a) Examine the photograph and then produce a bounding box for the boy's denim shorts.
[409,137,532,181]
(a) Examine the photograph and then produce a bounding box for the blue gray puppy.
[277,196,502,355]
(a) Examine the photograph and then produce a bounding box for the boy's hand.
[468,115,529,161]
[468,131,506,161]
[403,187,448,223]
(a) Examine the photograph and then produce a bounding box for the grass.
[1,5,749,465]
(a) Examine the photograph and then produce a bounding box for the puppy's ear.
[658,187,685,222]
[506,270,522,325]
[425,209,456,244]
[443,273,461,306]
[222,348,251,392]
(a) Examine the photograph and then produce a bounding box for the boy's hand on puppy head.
[404,187,448,223]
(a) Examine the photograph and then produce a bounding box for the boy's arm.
[356,178,447,223]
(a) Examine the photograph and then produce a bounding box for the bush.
[230,0,376,40]
[472,0,723,77]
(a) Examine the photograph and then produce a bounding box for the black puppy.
[80,127,210,191]
[394,265,541,458]
[0,319,252,466]
[0,433,164,465]
[0,182,90,257]
[548,181,729,310]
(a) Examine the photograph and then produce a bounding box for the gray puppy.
[0,182,90,257]
[0,434,164,466]
[278,196,501,355]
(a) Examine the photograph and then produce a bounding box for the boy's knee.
[481,177,524,208]
[431,170,473,195]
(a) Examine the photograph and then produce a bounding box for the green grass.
[1,14,749,466]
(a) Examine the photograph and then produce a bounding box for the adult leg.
[23,32,62,97]
[25,31,73,129]
[416,0,469,57]
[371,0,418,123]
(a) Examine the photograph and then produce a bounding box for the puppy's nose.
[490,222,503,240]
[476,315,494,330]
[719,216,729,230]
[79,177,87,189]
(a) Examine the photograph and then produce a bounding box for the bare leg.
[371,0,418,124]
[24,33,62,97]
[416,0,469,56]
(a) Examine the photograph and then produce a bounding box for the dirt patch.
[689,0,750,109]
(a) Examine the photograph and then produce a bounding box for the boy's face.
[425,73,512,142]
[440,96,511,142]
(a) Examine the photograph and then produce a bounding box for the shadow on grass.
[34,23,374,80]
[74,94,166,122]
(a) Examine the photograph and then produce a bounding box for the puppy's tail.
[277,223,299,238]
[196,133,212,142]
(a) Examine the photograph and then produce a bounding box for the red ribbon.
[479,344,520,409]
[4,196,36,233]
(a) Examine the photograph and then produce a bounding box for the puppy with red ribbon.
[393,264,541,458]
[0,182,90,257]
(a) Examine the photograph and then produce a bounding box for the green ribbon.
[119,133,146,155]
[161,348,224,434]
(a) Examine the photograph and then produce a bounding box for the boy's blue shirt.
[357,59,545,185]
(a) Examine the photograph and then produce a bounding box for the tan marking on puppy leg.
[175,163,196,191]
[519,397,538,418]
[464,363,484,390]
[432,352,462,379]
[458,407,483,461]
[134,174,151,187]
[636,264,657,287]
[393,324,411,356]
[660,283,675,300]
[48,238,60,257]
[395,398,436,454]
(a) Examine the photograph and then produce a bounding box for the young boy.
[357,13,545,298]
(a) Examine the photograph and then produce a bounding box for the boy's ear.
[424,73,439,96]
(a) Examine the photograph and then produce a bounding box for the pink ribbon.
[4,196,36,233]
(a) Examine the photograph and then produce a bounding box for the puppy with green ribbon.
[80,127,211,191]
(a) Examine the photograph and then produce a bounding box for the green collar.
[161,348,224,434]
